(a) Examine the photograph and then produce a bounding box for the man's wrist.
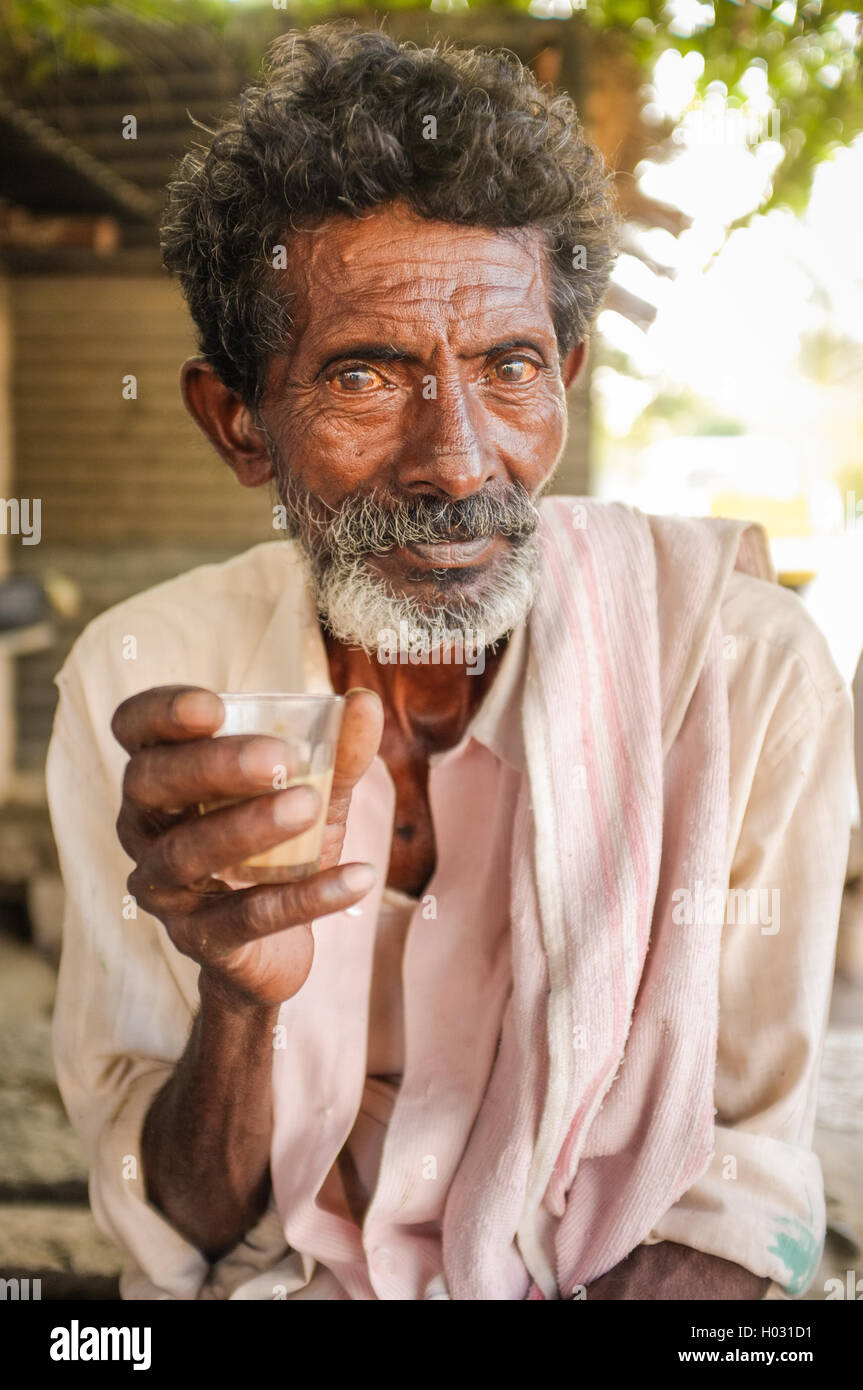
[197,967,282,1026]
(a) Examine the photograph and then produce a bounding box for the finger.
[132,783,324,889]
[327,688,384,824]
[116,798,163,863]
[123,864,206,921]
[190,861,378,953]
[112,685,224,755]
[122,733,297,814]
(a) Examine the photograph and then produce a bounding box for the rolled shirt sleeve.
[47,621,291,1300]
[644,574,853,1295]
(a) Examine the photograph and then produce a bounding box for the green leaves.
[1,0,859,217]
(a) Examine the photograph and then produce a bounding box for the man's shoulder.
[721,569,850,762]
[722,569,845,703]
[57,540,307,690]
[547,496,847,737]
[90,539,300,623]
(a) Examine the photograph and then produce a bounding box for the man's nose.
[395,375,501,499]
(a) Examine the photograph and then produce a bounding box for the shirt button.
[371,1246,394,1274]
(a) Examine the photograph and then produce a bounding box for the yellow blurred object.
[42,570,82,619]
[777,570,816,589]
[711,492,812,539]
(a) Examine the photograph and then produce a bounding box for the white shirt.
[46,538,852,1298]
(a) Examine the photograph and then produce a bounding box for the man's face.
[254,201,576,651]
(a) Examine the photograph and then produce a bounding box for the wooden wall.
[0,275,15,795]
[9,274,272,775]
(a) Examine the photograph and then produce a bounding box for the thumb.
[326,687,384,827]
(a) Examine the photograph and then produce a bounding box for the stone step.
[0,1202,122,1291]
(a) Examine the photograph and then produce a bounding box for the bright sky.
[599,69,863,423]
[596,52,863,480]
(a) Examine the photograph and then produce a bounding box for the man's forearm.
[141,973,279,1261]
[585,1241,771,1300]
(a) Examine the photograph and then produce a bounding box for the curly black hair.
[160,21,620,409]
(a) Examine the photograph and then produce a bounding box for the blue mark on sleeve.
[768,1217,822,1295]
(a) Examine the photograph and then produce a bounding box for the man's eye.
[493,357,539,384]
[333,366,384,392]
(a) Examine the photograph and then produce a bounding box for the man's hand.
[112,683,383,1258]
[112,684,384,1009]
[584,1242,771,1300]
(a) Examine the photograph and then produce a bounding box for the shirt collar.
[431,617,527,773]
[255,540,528,775]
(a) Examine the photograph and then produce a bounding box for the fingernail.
[272,785,319,827]
[240,737,290,783]
[342,863,377,894]
[176,691,221,730]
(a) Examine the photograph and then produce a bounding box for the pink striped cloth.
[270,497,774,1300]
[443,499,773,1298]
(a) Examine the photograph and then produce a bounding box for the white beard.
[267,454,544,657]
[312,534,541,657]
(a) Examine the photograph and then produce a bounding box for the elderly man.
[48,24,851,1302]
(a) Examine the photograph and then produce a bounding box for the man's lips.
[396,535,498,568]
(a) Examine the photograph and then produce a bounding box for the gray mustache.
[318,485,541,559]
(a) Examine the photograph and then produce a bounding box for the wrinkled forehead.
[280,202,555,354]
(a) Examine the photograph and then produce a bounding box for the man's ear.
[561,339,588,390]
[179,358,273,487]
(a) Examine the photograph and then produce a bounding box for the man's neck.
[323,629,507,754]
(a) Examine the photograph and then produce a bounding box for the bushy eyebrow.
[319,344,411,371]
[318,337,549,371]
[482,338,549,363]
